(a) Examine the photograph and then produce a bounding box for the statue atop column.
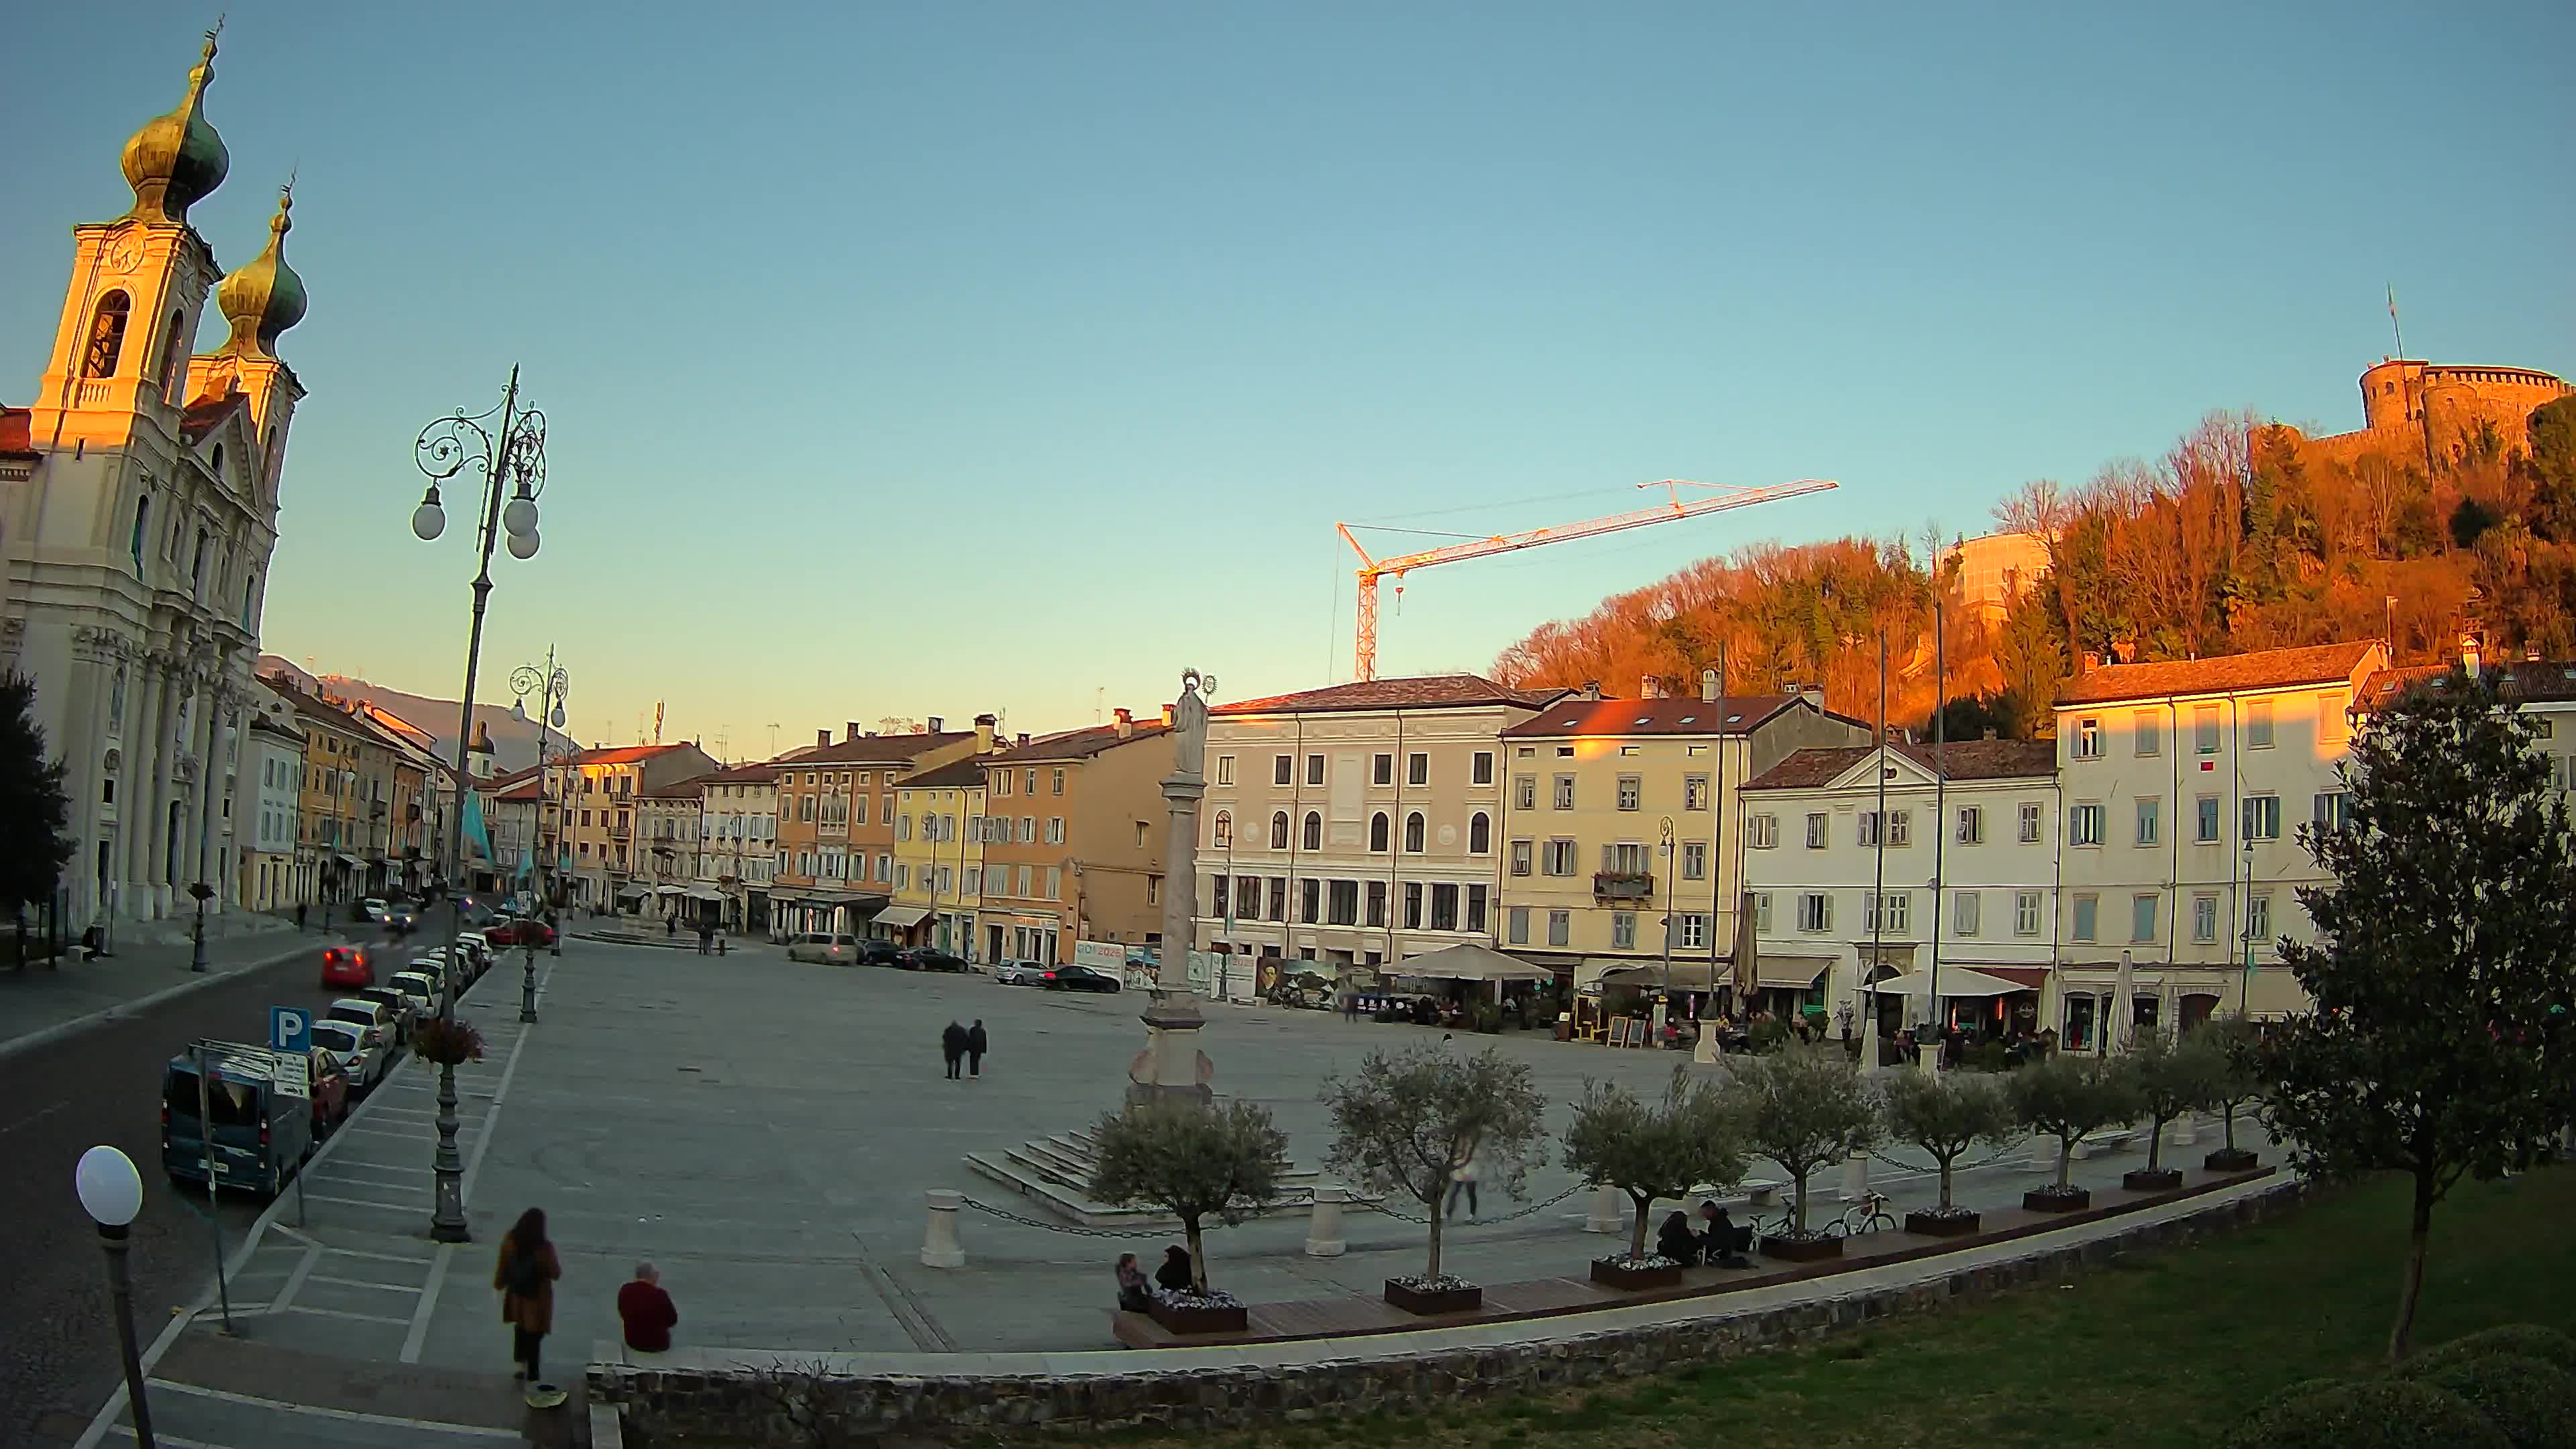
[1171,668,1213,780]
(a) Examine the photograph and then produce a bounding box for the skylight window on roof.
[1634,716,1651,726]
[1725,714,1743,724]
[1678,715,1695,724]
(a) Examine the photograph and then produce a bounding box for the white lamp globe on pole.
[76,1144,156,1448]
[411,486,446,543]
[76,1144,143,1227]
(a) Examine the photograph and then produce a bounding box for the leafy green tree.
[1320,1044,1549,1283]
[2129,1028,2224,1175]
[0,672,75,957]
[1878,1069,2017,1213]
[2201,1014,2268,1158]
[2009,1053,2145,1193]
[2525,395,2576,545]
[1720,1046,1880,1235]
[1562,1064,1748,1263]
[2257,670,2576,1365]
[1089,1097,1290,1295]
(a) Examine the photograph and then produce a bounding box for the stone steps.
[965,1124,1352,1230]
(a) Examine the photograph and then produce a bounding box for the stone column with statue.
[1128,668,1217,1103]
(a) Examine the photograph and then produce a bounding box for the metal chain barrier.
[956,1196,1166,1239]
[1374,1182,1582,1226]
[1863,1134,2039,1175]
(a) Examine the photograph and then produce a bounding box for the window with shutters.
[1746,813,1778,849]
[1611,912,1635,949]
[2015,891,2041,936]
[1509,839,1532,875]
[1796,892,1833,932]
[1953,891,1980,937]
[1681,841,1707,880]
[1547,909,1570,946]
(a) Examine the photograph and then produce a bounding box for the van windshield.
[166,1071,262,1126]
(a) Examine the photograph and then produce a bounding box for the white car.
[993,959,1050,986]
[325,998,398,1057]
[309,1019,383,1092]
[358,898,388,923]
[388,971,443,1019]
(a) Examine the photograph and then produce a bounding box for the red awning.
[1974,966,2049,991]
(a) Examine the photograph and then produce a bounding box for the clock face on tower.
[103,231,144,277]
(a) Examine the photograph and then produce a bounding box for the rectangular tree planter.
[1904,1209,1980,1237]
[1760,1233,1843,1263]
[1146,1298,1249,1334]
[2123,1168,2184,1192]
[1589,1257,1684,1291]
[2204,1148,2261,1173]
[2024,1187,2091,1213]
[1383,1279,1482,1316]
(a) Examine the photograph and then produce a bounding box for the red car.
[498,916,555,948]
[321,945,374,989]
[305,1049,352,1142]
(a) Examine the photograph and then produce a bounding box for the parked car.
[500,916,555,949]
[325,998,398,1057]
[305,1048,352,1142]
[308,1020,383,1093]
[162,1044,313,1195]
[388,970,443,1020]
[357,898,389,924]
[786,932,859,965]
[992,959,1049,986]
[354,986,416,1045]
[900,948,971,973]
[859,938,904,967]
[457,931,494,968]
[320,945,374,990]
[1042,963,1122,994]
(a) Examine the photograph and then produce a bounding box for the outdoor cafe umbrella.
[2111,949,2136,1054]
[1857,967,1880,1072]
[1730,891,1760,1004]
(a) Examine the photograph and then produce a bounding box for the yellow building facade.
[889,757,989,954]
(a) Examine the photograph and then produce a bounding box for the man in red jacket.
[616,1262,678,1354]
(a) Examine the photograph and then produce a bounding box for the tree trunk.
[2222,1103,2239,1152]
[1936,1157,1954,1212]
[1629,1192,1652,1263]
[1790,1168,1809,1234]
[2055,1138,2075,1189]
[1424,1193,1446,1280]
[2146,1112,2167,1172]
[1183,1216,1207,1297]
[2387,1167,2436,1366]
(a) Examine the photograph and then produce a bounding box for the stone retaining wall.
[601,1180,2304,1442]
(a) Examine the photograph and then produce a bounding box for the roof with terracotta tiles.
[697,761,786,784]
[485,763,543,790]
[779,731,973,766]
[2055,641,2382,706]
[2359,660,2576,710]
[898,757,989,791]
[1213,674,1562,717]
[178,392,248,445]
[1,405,34,458]
[639,775,714,800]
[983,722,1171,762]
[568,743,698,767]
[1741,737,2059,792]
[1501,694,1848,739]
[494,778,546,803]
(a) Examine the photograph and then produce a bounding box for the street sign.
[270,1006,312,1055]
[270,1049,309,1099]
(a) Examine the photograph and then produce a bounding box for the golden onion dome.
[215,186,306,358]
[121,32,231,225]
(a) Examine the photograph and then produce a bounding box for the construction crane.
[1337,477,1839,682]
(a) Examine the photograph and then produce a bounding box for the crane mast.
[1338,477,1838,682]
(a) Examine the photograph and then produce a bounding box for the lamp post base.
[429,1060,471,1242]
[98,1224,156,1448]
[519,949,538,1023]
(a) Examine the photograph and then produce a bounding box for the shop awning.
[1599,959,1721,991]
[684,885,727,902]
[1757,956,1833,991]
[652,885,685,896]
[1394,942,1556,982]
[1866,967,2033,998]
[873,904,932,930]
[335,853,364,867]
[614,885,651,901]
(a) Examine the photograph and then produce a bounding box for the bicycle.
[1827,1191,1898,1238]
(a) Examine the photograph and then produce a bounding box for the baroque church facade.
[0,31,309,930]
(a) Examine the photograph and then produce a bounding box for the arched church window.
[212,443,225,482]
[129,494,150,574]
[158,311,186,398]
[193,527,209,588]
[85,292,131,378]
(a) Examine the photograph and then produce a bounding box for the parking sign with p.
[270,1006,311,1055]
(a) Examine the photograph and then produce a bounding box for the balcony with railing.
[608,824,631,841]
[1593,871,1654,902]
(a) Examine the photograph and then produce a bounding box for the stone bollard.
[2169,1112,2198,1148]
[1584,1185,1625,1234]
[1305,1186,1348,1257]
[920,1189,966,1269]
[1839,1147,1871,1202]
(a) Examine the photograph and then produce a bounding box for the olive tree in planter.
[2008,1052,2144,1212]
[1321,1042,1549,1315]
[2123,1028,2223,1191]
[1089,1096,1290,1332]
[2198,1015,2267,1172]
[1878,1068,2017,1236]
[1562,1064,1748,1288]
[1721,1045,1880,1260]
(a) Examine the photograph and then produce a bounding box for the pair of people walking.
[942,1020,989,1079]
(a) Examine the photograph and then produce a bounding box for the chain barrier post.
[1584,1185,1624,1234]
[1839,1148,1871,1203]
[921,1189,966,1269]
[1304,1186,1347,1257]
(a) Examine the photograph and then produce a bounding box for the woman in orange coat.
[494,1208,561,1385]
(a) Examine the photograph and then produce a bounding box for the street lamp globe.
[506,527,540,560]
[411,487,447,542]
[75,1145,144,1228]
[502,492,539,539]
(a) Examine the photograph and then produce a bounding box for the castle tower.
[1,31,311,931]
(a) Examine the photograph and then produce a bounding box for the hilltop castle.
[2301,358,2570,468]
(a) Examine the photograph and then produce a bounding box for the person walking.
[1446,1141,1481,1222]
[665,914,677,938]
[965,1019,989,1078]
[616,1261,679,1353]
[494,1208,562,1399]
[295,901,307,932]
[941,1021,968,1080]
[697,920,714,956]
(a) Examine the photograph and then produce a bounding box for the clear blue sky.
[7,2,2568,757]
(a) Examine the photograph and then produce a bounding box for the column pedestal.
[1127,994,1212,1104]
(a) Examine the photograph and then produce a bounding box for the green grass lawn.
[1124,1168,2576,1449]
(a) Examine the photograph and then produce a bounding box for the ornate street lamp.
[76,1146,155,1448]
[508,649,569,1018]
[411,368,548,1244]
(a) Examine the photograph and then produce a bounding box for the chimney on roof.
[1016,732,1030,747]
[1701,669,1719,704]
[816,729,830,749]
[926,716,943,733]
[846,721,862,743]
[1640,676,1659,700]
[1160,703,1175,728]
[2080,651,2102,674]
[1582,680,1603,701]
[2461,633,2481,680]
[1114,707,1134,739]
[974,713,997,751]
[1983,727,1998,741]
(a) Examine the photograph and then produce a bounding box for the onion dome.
[121,31,231,225]
[215,186,305,359]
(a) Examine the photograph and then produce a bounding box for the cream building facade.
[0,34,309,928]
[890,757,989,953]
[693,761,779,933]
[545,741,718,911]
[977,712,1173,966]
[240,683,303,911]
[1191,676,1559,975]
[2051,640,2386,1044]
[1498,678,1870,991]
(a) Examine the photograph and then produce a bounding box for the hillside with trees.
[1491,396,2576,739]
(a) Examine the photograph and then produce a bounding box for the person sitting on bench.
[1656,1210,1703,1265]
[1697,1200,1754,1267]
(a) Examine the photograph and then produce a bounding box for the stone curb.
[596,1179,2306,1440]
[0,934,341,1067]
